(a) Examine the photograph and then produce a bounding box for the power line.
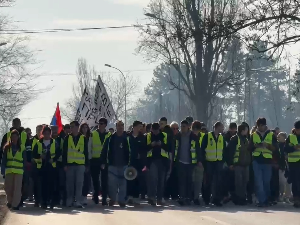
[0,24,150,35]
[38,69,154,77]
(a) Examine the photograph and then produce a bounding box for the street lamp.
[104,64,127,129]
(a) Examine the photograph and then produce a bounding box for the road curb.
[0,176,8,225]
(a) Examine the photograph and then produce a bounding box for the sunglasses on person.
[172,127,179,130]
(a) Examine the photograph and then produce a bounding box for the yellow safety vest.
[92,131,111,158]
[67,135,85,165]
[252,132,273,159]
[205,132,223,162]
[6,147,25,175]
[288,134,300,163]
[199,132,204,147]
[36,140,57,168]
[174,138,197,163]
[146,132,168,158]
[7,131,27,150]
[106,136,131,164]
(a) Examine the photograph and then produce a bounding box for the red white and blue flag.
[50,102,63,134]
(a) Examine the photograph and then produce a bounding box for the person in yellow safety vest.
[90,118,111,206]
[1,129,26,210]
[227,124,251,206]
[62,121,89,208]
[200,121,226,207]
[164,121,180,201]
[146,122,171,206]
[33,125,61,209]
[249,117,277,207]
[191,120,205,205]
[284,120,300,208]
[100,120,133,208]
[50,125,64,206]
[174,120,201,206]
[79,122,92,206]
[29,124,44,207]
[1,118,27,165]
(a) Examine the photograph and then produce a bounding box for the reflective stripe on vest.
[36,140,57,168]
[7,131,27,150]
[252,132,273,159]
[205,132,223,162]
[106,136,131,164]
[146,132,168,158]
[174,139,197,163]
[67,135,85,165]
[5,147,25,175]
[92,131,111,158]
[32,137,41,165]
[234,136,241,163]
[288,134,300,163]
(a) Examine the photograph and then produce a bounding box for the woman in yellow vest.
[79,123,92,206]
[1,129,26,210]
[33,125,61,209]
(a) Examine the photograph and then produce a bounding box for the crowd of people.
[0,116,300,211]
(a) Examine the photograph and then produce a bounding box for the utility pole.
[159,91,163,116]
[178,72,181,122]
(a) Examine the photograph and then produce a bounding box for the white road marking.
[200,216,232,225]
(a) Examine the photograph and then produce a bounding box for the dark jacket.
[127,132,147,167]
[162,125,175,155]
[25,137,33,163]
[33,138,61,168]
[100,132,132,166]
[174,131,202,164]
[248,130,278,164]
[146,131,171,167]
[227,134,251,167]
[62,134,89,167]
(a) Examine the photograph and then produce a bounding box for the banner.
[94,75,116,123]
[75,87,97,128]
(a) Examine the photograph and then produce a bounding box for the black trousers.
[57,165,66,204]
[32,166,42,205]
[91,164,108,201]
[203,161,223,203]
[177,162,194,199]
[41,165,58,206]
[289,163,300,198]
[127,160,142,198]
[221,168,235,199]
[164,163,178,199]
[270,167,279,201]
[247,163,255,201]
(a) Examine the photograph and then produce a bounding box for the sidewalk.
[0,175,8,225]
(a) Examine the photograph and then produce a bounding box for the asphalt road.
[4,199,300,225]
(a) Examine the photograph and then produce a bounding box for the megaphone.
[124,166,137,181]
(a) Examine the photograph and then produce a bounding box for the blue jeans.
[108,166,127,203]
[252,160,272,204]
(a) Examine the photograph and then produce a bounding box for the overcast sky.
[2,0,154,131]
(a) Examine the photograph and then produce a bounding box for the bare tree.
[137,0,243,123]
[218,0,300,55]
[0,18,39,133]
[62,58,140,122]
